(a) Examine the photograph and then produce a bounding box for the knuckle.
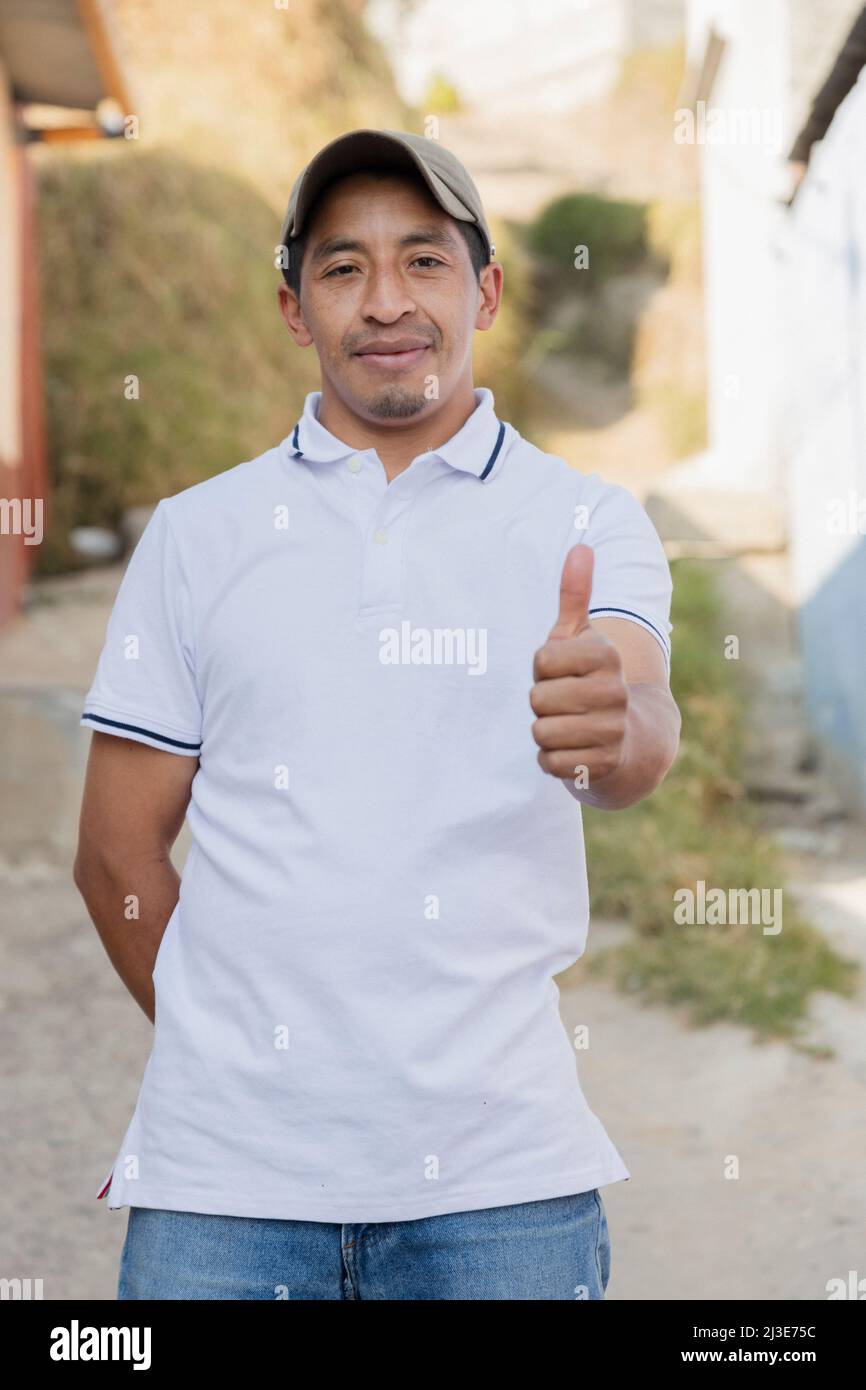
[534,644,554,679]
[597,743,622,777]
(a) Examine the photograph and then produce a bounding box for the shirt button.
[347,455,363,473]
[372,528,388,545]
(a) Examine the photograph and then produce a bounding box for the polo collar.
[288,387,507,482]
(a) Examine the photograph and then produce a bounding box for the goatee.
[365,387,428,420]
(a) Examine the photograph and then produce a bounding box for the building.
[0,0,130,629]
[654,0,866,811]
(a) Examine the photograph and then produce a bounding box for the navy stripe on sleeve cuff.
[588,606,671,655]
[81,711,202,750]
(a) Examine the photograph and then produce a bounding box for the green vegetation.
[578,560,859,1042]
[527,191,653,283]
[37,150,297,573]
[523,181,706,461]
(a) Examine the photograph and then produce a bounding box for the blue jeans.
[117,1189,611,1300]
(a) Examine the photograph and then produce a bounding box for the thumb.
[549,544,594,640]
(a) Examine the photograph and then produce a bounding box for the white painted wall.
[682,0,791,493]
[681,0,866,805]
[777,69,866,806]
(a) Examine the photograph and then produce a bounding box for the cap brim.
[280,129,478,246]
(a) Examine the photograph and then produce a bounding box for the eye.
[411,256,444,269]
[323,263,358,278]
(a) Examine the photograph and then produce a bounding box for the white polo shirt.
[83,385,673,1223]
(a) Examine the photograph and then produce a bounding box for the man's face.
[279,171,497,421]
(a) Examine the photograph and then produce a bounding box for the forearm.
[73,845,180,1024]
[566,682,680,811]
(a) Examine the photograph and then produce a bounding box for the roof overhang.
[0,0,131,128]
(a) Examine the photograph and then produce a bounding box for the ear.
[278,281,313,348]
[475,261,503,334]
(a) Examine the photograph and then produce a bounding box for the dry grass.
[36,147,298,571]
[105,0,412,216]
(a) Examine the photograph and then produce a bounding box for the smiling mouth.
[353,344,431,370]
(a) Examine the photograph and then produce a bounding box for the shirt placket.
[344,451,438,618]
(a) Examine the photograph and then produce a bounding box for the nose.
[359,264,417,324]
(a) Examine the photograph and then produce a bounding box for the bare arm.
[561,617,680,810]
[73,732,198,1023]
[531,545,680,811]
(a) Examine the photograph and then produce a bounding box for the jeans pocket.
[594,1190,611,1294]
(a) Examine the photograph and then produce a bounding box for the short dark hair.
[280,164,488,297]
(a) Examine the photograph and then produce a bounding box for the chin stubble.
[365,387,428,420]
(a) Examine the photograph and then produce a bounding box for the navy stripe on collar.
[289,416,506,481]
[480,421,506,480]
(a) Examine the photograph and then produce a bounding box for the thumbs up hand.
[530,544,629,784]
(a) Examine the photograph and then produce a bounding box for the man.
[75,129,680,1301]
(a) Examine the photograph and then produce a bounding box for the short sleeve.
[576,478,673,668]
[80,500,203,755]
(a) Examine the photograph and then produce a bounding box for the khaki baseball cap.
[279,128,496,274]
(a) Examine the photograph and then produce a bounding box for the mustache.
[346,329,439,353]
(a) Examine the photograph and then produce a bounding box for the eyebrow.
[310,226,460,264]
